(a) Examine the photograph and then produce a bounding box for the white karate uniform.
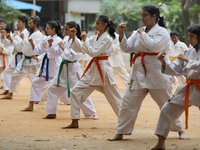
[29,34,62,102]
[0,37,14,72]
[9,30,43,93]
[169,40,188,85]
[45,38,97,117]
[155,47,200,138]
[108,33,129,85]
[115,23,183,135]
[70,32,122,119]
[1,29,35,91]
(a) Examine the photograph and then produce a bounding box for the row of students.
[1,4,199,150]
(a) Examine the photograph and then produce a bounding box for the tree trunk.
[181,0,190,46]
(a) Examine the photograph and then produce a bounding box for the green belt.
[20,55,32,71]
[57,59,77,98]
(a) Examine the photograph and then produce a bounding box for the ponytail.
[158,16,166,28]
[98,14,116,39]
[56,21,63,39]
[75,24,81,40]
[47,20,63,39]
[66,21,82,40]
[108,19,116,39]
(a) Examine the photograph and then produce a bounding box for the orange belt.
[185,79,200,129]
[0,53,6,69]
[131,52,166,77]
[81,56,108,88]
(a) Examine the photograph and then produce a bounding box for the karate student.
[21,20,63,111]
[169,31,188,85]
[43,21,98,119]
[150,24,200,150]
[108,23,129,85]
[0,16,43,99]
[61,15,122,129]
[108,4,186,141]
[0,16,34,95]
[0,28,14,77]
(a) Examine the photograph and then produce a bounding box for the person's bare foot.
[42,114,56,119]
[149,135,165,150]
[21,107,33,111]
[61,119,79,129]
[21,101,34,111]
[107,134,123,141]
[0,92,13,99]
[149,145,165,150]
[179,131,188,139]
[0,90,9,95]
[93,114,99,120]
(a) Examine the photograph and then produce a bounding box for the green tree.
[0,1,28,24]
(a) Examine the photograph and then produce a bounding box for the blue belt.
[39,53,49,81]
[15,52,23,67]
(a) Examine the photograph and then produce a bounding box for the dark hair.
[0,19,6,24]
[47,20,63,39]
[187,24,200,38]
[142,4,166,28]
[170,31,179,37]
[29,16,40,27]
[66,21,81,40]
[1,27,10,33]
[38,26,45,32]
[18,16,28,27]
[113,23,117,30]
[82,29,88,34]
[98,14,116,39]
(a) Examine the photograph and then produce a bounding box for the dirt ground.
[0,53,200,150]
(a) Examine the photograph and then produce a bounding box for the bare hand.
[28,37,33,43]
[6,33,12,42]
[48,38,54,47]
[157,52,166,67]
[177,53,189,62]
[0,45,3,50]
[138,28,145,34]
[20,33,24,39]
[14,30,18,36]
[81,33,87,42]
[69,27,77,42]
[118,23,126,33]
[43,42,47,49]
[58,42,65,51]
[157,52,166,62]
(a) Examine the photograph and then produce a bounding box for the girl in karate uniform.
[108,4,186,141]
[43,21,98,119]
[150,24,200,150]
[21,20,63,111]
[61,15,122,129]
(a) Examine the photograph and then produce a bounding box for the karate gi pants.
[9,69,34,93]
[154,102,185,138]
[46,82,96,117]
[70,76,122,119]
[29,75,52,102]
[116,86,183,135]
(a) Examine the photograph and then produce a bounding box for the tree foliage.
[0,1,28,24]
[100,0,199,44]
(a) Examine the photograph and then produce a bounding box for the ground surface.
[0,53,200,150]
